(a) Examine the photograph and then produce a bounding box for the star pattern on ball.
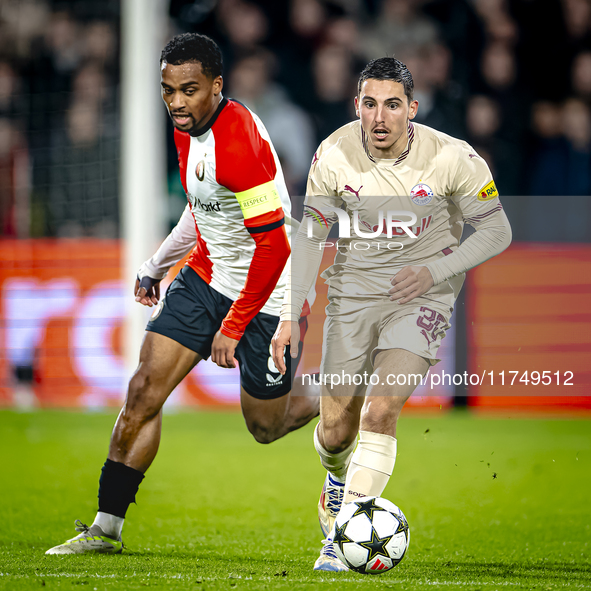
[395,512,410,535]
[350,498,387,521]
[333,519,354,553]
[358,527,394,562]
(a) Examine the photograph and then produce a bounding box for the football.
[332,496,410,574]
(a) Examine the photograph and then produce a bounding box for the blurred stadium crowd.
[0,0,590,240]
[0,0,120,238]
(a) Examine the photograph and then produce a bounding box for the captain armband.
[235,181,282,219]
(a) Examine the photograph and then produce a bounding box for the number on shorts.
[417,306,448,346]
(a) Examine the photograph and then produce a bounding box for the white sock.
[93,511,124,539]
[314,423,357,482]
[344,430,397,504]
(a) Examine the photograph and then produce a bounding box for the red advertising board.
[0,240,453,408]
[466,243,591,409]
[2,240,589,409]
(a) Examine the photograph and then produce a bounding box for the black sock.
[98,459,145,519]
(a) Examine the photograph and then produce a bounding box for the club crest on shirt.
[195,159,206,182]
[410,183,434,205]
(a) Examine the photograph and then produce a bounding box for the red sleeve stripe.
[220,224,290,339]
[464,204,503,224]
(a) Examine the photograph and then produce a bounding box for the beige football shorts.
[320,276,460,378]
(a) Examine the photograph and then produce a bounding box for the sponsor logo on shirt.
[478,180,499,201]
[198,198,221,212]
[343,184,363,200]
[410,183,434,205]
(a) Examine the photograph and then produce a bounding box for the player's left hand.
[271,320,299,376]
[389,266,434,304]
[134,275,160,307]
[211,330,239,368]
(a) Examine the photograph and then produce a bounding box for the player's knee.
[360,401,401,434]
[321,426,357,455]
[245,414,285,444]
[248,422,281,444]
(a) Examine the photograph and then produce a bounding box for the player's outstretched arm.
[387,206,511,304]
[425,206,512,287]
[387,206,512,306]
[134,204,197,307]
[270,197,335,369]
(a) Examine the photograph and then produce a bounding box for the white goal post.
[121,0,169,373]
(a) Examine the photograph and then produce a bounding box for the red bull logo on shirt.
[410,183,434,205]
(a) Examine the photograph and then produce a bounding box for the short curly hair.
[160,33,223,79]
[358,57,414,102]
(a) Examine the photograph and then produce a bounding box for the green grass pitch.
[0,409,589,590]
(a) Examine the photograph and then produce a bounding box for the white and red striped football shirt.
[140,97,294,340]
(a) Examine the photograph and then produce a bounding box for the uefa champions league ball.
[332,496,410,574]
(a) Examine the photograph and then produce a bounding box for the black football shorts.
[146,266,305,399]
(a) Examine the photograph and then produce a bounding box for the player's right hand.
[271,320,300,375]
[134,275,161,307]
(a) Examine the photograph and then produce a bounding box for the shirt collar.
[189,96,228,137]
[361,120,415,166]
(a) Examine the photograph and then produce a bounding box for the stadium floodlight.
[120,0,168,373]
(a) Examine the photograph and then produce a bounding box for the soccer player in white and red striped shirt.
[46,33,318,555]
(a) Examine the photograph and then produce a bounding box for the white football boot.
[313,531,349,572]
[318,472,345,538]
[45,520,123,555]
[314,474,348,571]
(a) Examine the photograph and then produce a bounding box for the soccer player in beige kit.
[272,57,512,571]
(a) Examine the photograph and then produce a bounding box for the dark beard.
[169,112,196,133]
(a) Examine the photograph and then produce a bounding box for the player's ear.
[213,75,223,96]
[408,99,419,120]
[354,96,360,118]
